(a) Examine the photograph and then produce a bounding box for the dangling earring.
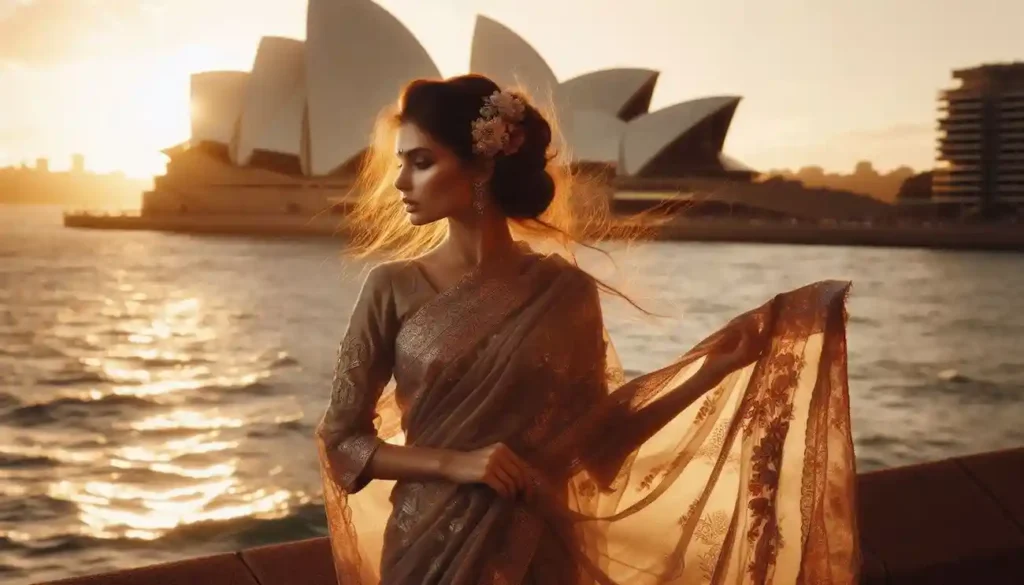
[472,180,486,214]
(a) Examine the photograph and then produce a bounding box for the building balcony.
[938,136,982,147]
[937,108,983,118]
[937,155,983,166]
[934,171,983,181]
[934,182,984,192]
[939,137,982,147]
[938,123,982,133]
[933,181,983,191]
[939,92,983,104]
[938,144,982,157]
[934,165,983,176]
[932,192,982,201]
[940,163,983,172]
[937,123,982,134]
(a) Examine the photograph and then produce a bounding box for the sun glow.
[23,44,249,178]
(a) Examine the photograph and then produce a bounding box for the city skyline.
[0,0,1022,179]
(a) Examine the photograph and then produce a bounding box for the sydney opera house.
[138,0,772,219]
[120,0,897,229]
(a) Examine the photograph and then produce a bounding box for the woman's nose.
[393,170,411,193]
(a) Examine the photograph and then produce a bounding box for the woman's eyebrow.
[396,147,430,157]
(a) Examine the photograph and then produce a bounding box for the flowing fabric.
[317,250,859,585]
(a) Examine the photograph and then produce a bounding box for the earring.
[472,180,486,214]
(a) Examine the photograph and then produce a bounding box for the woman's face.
[393,122,476,226]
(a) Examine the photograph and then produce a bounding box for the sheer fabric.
[317,251,859,585]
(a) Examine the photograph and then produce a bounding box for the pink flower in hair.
[471,90,526,157]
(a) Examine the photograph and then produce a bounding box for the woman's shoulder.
[535,252,598,293]
[359,259,421,295]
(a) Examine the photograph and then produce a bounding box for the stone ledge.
[39,448,1024,585]
[45,551,261,585]
[857,449,1024,584]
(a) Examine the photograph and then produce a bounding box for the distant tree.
[853,161,878,177]
[797,166,826,182]
[891,165,915,178]
[896,171,933,201]
[766,162,920,203]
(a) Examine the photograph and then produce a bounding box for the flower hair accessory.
[471,90,527,158]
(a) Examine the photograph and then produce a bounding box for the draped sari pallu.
[317,254,860,585]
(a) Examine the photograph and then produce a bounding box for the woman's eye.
[413,158,433,170]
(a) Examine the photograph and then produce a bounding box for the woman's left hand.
[703,319,765,380]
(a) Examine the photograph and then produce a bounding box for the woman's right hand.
[703,318,765,381]
[441,443,534,500]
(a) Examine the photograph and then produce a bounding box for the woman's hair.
[344,74,636,260]
[400,76,555,219]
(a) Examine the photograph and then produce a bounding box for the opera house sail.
[118,0,765,226]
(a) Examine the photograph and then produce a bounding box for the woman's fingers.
[474,443,540,502]
[498,456,530,497]
[489,465,518,499]
[484,474,511,499]
[502,449,539,503]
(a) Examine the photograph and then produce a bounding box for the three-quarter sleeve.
[318,265,398,494]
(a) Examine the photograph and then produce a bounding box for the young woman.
[317,74,859,585]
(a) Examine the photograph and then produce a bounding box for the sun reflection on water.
[4,279,312,558]
[127,411,245,432]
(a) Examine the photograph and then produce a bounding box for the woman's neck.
[443,212,518,271]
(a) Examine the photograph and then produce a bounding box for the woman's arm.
[363,442,533,500]
[318,264,532,498]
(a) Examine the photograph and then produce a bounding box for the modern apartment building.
[934,63,1024,213]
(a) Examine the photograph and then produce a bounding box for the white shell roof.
[470,16,560,117]
[233,36,306,165]
[305,0,440,176]
[190,71,249,146]
[559,68,658,121]
[184,1,748,180]
[621,96,740,175]
[563,110,627,164]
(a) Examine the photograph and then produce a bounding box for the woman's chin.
[407,210,440,226]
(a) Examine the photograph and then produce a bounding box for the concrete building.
[933,63,1024,214]
[145,0,756,219]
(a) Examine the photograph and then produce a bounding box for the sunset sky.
[0,0,1021,178]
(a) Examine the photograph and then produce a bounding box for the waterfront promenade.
[45,447,1024,585]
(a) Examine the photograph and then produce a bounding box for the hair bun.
[489,103,555,219]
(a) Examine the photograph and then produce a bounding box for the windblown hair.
[341,75,660,315]
[343,74,637,260]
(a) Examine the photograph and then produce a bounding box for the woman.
[317,75,859,585]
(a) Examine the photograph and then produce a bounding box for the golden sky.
[0,0,1021,178]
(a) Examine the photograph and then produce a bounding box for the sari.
[316,249,859,585]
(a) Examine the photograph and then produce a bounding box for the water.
[1,204,1022,584]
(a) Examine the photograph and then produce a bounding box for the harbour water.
[2,205,1022,584]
